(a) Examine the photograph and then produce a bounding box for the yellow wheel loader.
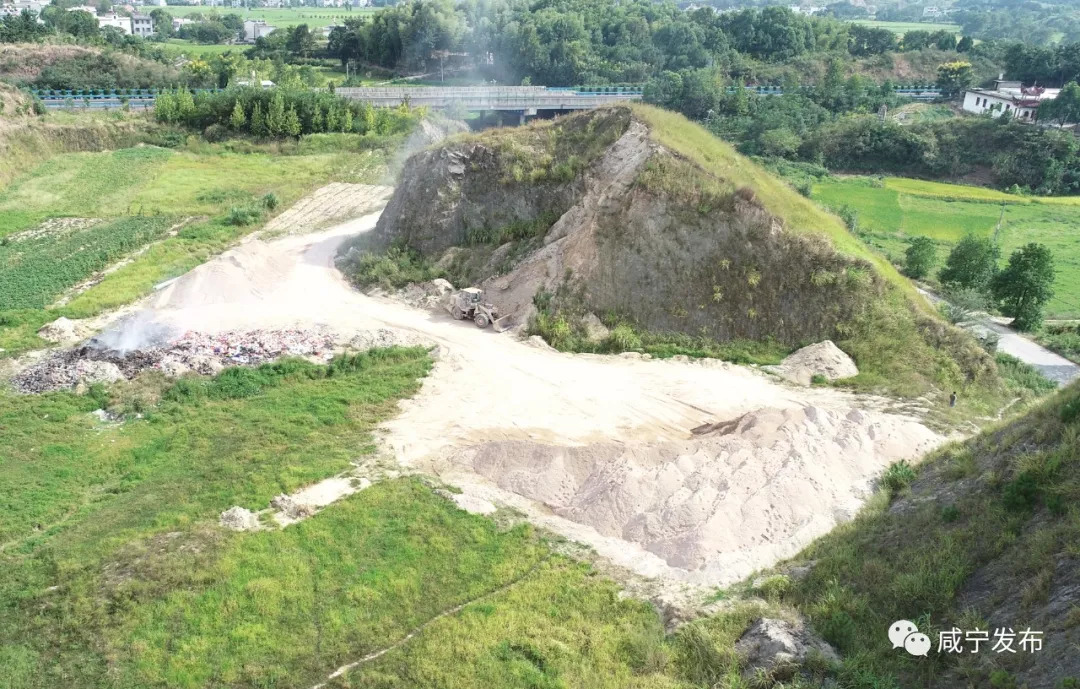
[444,287,514,332]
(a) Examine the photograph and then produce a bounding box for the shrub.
[1002,470,1040,511]
[996,353,1056,395]
[1061,397,1080,424]
[755,574,792,600]
[939,286,989,325]
[605,323,643,352]
[224,205,263,226]
[881,460,917,494]
[820,610,857,652]
[341,247,442,290]
[202,123,229,142]
[810,373,828,385]
[942,504,960,522]
[261,193,279,210]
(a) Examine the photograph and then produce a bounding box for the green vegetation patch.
[0,147,172,236]
[1035,323,1080,364]
[0,132,395,357]
[0,216,177,311]
[813,176,1080,319]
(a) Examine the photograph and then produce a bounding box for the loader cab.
[462,288,483,304]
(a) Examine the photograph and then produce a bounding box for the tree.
[930,29,956,51]
[286,24,316,58]
[936,60,974,99]
[175,88,196,120]
[939,234,999,292]
[250,101,267,137]
[153,90,177,123]
[904,236,937,279]
[229,99,246,130]
[266,91,285,135]
[1040,81,1080,126]
[956,35,973,53]
[55,9,99,39]
[902,30,930,51]
[0,10,51,43]
[991,243,1055,331]
[283,106,301,137]
[149,8,173,38]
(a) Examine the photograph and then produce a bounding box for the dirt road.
[106,192,944,590]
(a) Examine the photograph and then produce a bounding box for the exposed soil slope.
[361,105,995,397]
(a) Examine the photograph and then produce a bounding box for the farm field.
[167,5,374,27]
[812,176,1080,319]
[0,136,391,356]
[160,39,246,57]
[846,19,962,35]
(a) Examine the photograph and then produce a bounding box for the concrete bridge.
[334,86,644,121]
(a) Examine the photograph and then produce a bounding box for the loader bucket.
[492,314,515,333]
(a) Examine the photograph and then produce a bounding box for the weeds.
[340,246,445,290]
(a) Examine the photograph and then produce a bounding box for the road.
[917,287,1079,385]
[982,319,1079,385]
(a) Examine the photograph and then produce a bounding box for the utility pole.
[993,202,1005,245]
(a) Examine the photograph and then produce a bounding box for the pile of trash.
[11,327,339,394]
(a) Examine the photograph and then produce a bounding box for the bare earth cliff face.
[372,107,888,347]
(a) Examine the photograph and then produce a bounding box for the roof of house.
[967,84,1061,108]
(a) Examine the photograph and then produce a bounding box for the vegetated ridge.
[348,104,996,398]
[780,380,1080,688]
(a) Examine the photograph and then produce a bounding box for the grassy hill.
[813,176,1080,320]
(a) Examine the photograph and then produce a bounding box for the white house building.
[130,12,153,36]
[97,12,132,33]
[963,79,1061,122]
[1,0,46,16]
[242,19,276,42]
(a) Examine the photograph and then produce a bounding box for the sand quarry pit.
[92,186,944,590]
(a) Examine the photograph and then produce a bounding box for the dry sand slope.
[105,187,943,589]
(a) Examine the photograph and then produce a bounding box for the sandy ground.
[99,188,945,591]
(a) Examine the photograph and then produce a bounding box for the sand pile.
[151,241,294,310]
[765,340,859,386]
[450,405,940,583]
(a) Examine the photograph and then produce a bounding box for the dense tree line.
[154,86,420,139]
[802,116,1080,195]
[320,0,971,86]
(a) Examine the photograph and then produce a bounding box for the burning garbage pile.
[12,328,339,394]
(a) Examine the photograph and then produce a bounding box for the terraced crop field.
[813,176,1080,319]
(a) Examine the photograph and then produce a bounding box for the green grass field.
[160,38,246,57]
[813,176,1080,319]
[847,19,962,35]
